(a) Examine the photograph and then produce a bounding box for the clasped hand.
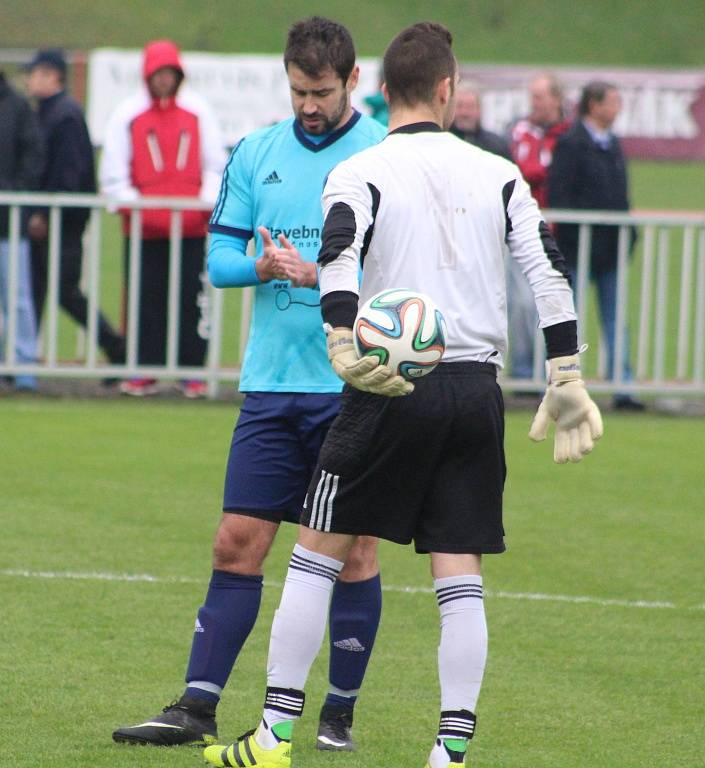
[256,226,317,288]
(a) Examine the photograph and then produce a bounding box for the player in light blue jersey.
[208,99,384,392]
[112,17,386,753]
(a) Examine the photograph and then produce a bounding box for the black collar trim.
[293,110,361,152]
[388,121,442,136]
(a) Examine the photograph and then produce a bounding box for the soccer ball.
[354,289,446,380]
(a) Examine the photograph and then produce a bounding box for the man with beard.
[112,17,387,753]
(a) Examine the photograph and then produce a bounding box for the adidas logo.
[333,637,365,652]
[262,170,282,185]
[194,618,204,633]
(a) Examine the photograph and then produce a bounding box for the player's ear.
[381,82,390,105]
[346,65,360,94]
[437,76,452,106]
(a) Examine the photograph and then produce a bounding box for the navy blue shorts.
[223,392,341,524]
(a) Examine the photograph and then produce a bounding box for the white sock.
[435,574,487,714]
[256,544,343,749]
[426,574,486,766]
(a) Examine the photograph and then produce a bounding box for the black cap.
[26,49,67,75]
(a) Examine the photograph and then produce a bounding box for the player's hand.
[325,326,414,397]
[271,234,317,288]
[255,226,288,282]
[528,354,603,464]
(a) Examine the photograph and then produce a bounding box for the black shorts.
[300,362,506,554]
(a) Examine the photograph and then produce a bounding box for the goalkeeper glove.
[528,353,603,464]
[325,325,414,397]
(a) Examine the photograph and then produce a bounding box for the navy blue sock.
[326,573,382,711]
[184,569,263,703]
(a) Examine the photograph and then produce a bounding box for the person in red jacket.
[100,40,225,397]
[509,73,571,208]
[506,73,572,384]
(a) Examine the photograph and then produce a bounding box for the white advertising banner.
[87,49,381,148]
[87,50,705,159]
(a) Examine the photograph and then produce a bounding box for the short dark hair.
[26,48,67,83]
[579,80,617,116]
[383,22,455,107]
[284,17,355,82]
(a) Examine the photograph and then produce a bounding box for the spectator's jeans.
[572,267,632,383]
[506,255,538,379]
[0,238,38,380]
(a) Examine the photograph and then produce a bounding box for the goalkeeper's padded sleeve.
[528,353,603,464]
[325,326,414,397]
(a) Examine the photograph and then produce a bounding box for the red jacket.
[100,40,225,239]
[510,117,571,209]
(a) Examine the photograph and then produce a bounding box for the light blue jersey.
[209,111,386,392]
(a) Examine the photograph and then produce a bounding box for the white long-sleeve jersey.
[318,123,576,368]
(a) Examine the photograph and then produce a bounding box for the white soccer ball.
[354,288,446,380]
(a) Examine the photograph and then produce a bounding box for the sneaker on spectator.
[613,395,646,412]
[181,380,207,399]
[120,378,159,397]
[14,375,38,392]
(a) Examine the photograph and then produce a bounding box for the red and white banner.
[460,64,705,160]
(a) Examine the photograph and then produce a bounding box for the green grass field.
[2,399,704,768]
[6,0,705,66]
[3,5,704,767]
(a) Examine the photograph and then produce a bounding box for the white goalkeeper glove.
[528,353,603,464]
[325,325,414,397]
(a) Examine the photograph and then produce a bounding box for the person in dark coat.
[0,69,44,390]
[449,82,512,160]
[549,80,644,410]
[26,49,125,366]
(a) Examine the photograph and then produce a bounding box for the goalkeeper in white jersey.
[203,21,602,768]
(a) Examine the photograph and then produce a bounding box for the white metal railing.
[543,209,705,395]
[1,192,704,397]
[0,192,245,398]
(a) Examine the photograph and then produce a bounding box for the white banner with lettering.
[87,49,381,148]
[87,50,705,159]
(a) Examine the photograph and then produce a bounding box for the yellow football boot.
[203,728,291,767]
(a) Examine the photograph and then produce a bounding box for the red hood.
[142,40,184,82]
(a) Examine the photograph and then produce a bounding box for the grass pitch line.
[1,568,693,611]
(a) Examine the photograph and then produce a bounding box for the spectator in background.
[510,73,571,207]
[363,70,388,126]
[0,68,44,392]
[450,81,512,160]
[549,81,644,411]
[100,40,225,398]
[26,49,126,370]
[507,73,572,383]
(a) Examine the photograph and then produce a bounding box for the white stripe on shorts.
[309,471,328,530]
[324,473,339,532]
[310,470,340,531]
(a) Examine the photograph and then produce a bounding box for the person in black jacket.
[26,50,125,367]
[449,82,512,160]
[548,81,644,410]
[0,70,44,391]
